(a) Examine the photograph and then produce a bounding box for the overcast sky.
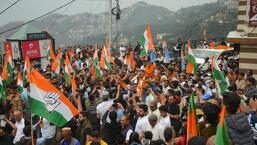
[0,0,217,26]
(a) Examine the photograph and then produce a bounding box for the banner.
[39,39,51,57]
[4,41,21,60]
[249,0,257,27]
[21,40,41,59]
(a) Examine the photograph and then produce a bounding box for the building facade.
[227,0,257,79]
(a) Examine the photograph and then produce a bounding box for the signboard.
[249,0,257,27]
[21,40,41,59]
[27,33,48,40]
[4,41,21,60]
[39,39,51,57]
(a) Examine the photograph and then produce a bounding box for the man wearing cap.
[59,127,80,145]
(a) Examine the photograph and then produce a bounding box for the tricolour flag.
[0,76,6,104]
[51,51,62,75]
[187,95,199,143]
[100,47,112,70]
[211,56,228,95]
[23,56,31,83]
[46,40,55,61]
[215,106,230,145]
[71,75,77,98]
[17,72,24,93]
[186,40,197,74]
[29,69,79,127]
[64,54,73,85]
[140,24,155,57]
[93,49,103,80]
[124,51,136,72]
[104,40,115,64]
[2,50,14,85]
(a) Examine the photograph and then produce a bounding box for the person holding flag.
[217,92,255,145]
[210,56,228,96]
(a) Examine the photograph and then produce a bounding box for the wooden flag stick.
[30,114,35,145]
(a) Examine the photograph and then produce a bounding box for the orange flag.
[187,95,199,143]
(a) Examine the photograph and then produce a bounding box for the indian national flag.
[100,47,112,70]
[215,106,230,145]
[51,51,62,75]
[64,54,73,85]
[211,56,228,95]
[140,24,155,57]
[2,50,14,85]
[17,72,23,93]
[93,49,103,80]
[104,40,115,64]
[68,49,75,62]
[71,75,77,98]
[46,40,55,61]
[186,40,197,74]
[29,69,79,127]
[0,76,6,104]
[23,56,31,83]
[124,51,135,72]
[187,95,199,143]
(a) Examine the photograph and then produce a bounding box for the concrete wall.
[227,0,257,79]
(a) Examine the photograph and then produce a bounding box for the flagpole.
[30,114,35,145]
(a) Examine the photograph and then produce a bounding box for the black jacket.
[226,113,255,145]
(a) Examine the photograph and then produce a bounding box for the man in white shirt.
[33,117,56,145]
[96,92,113,125]
[149,100,161,120]
[13,110,25,144]
[159,105,171,129]
[161,76,171,96]
[135,104,149,135]
[145,114,164,141]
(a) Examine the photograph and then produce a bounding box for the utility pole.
[115,0,119,49]
[108,0,112,47]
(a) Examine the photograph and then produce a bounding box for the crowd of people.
[0,39,256,145]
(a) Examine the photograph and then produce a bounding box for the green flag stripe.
[64,73,71,85]
[213,69,226,81]
[215,122,230,145]
[29,97,68,127]
[140,36,147,57]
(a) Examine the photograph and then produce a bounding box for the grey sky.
[0,0,217,26]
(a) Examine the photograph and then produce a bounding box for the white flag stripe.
[30,83,74,120]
